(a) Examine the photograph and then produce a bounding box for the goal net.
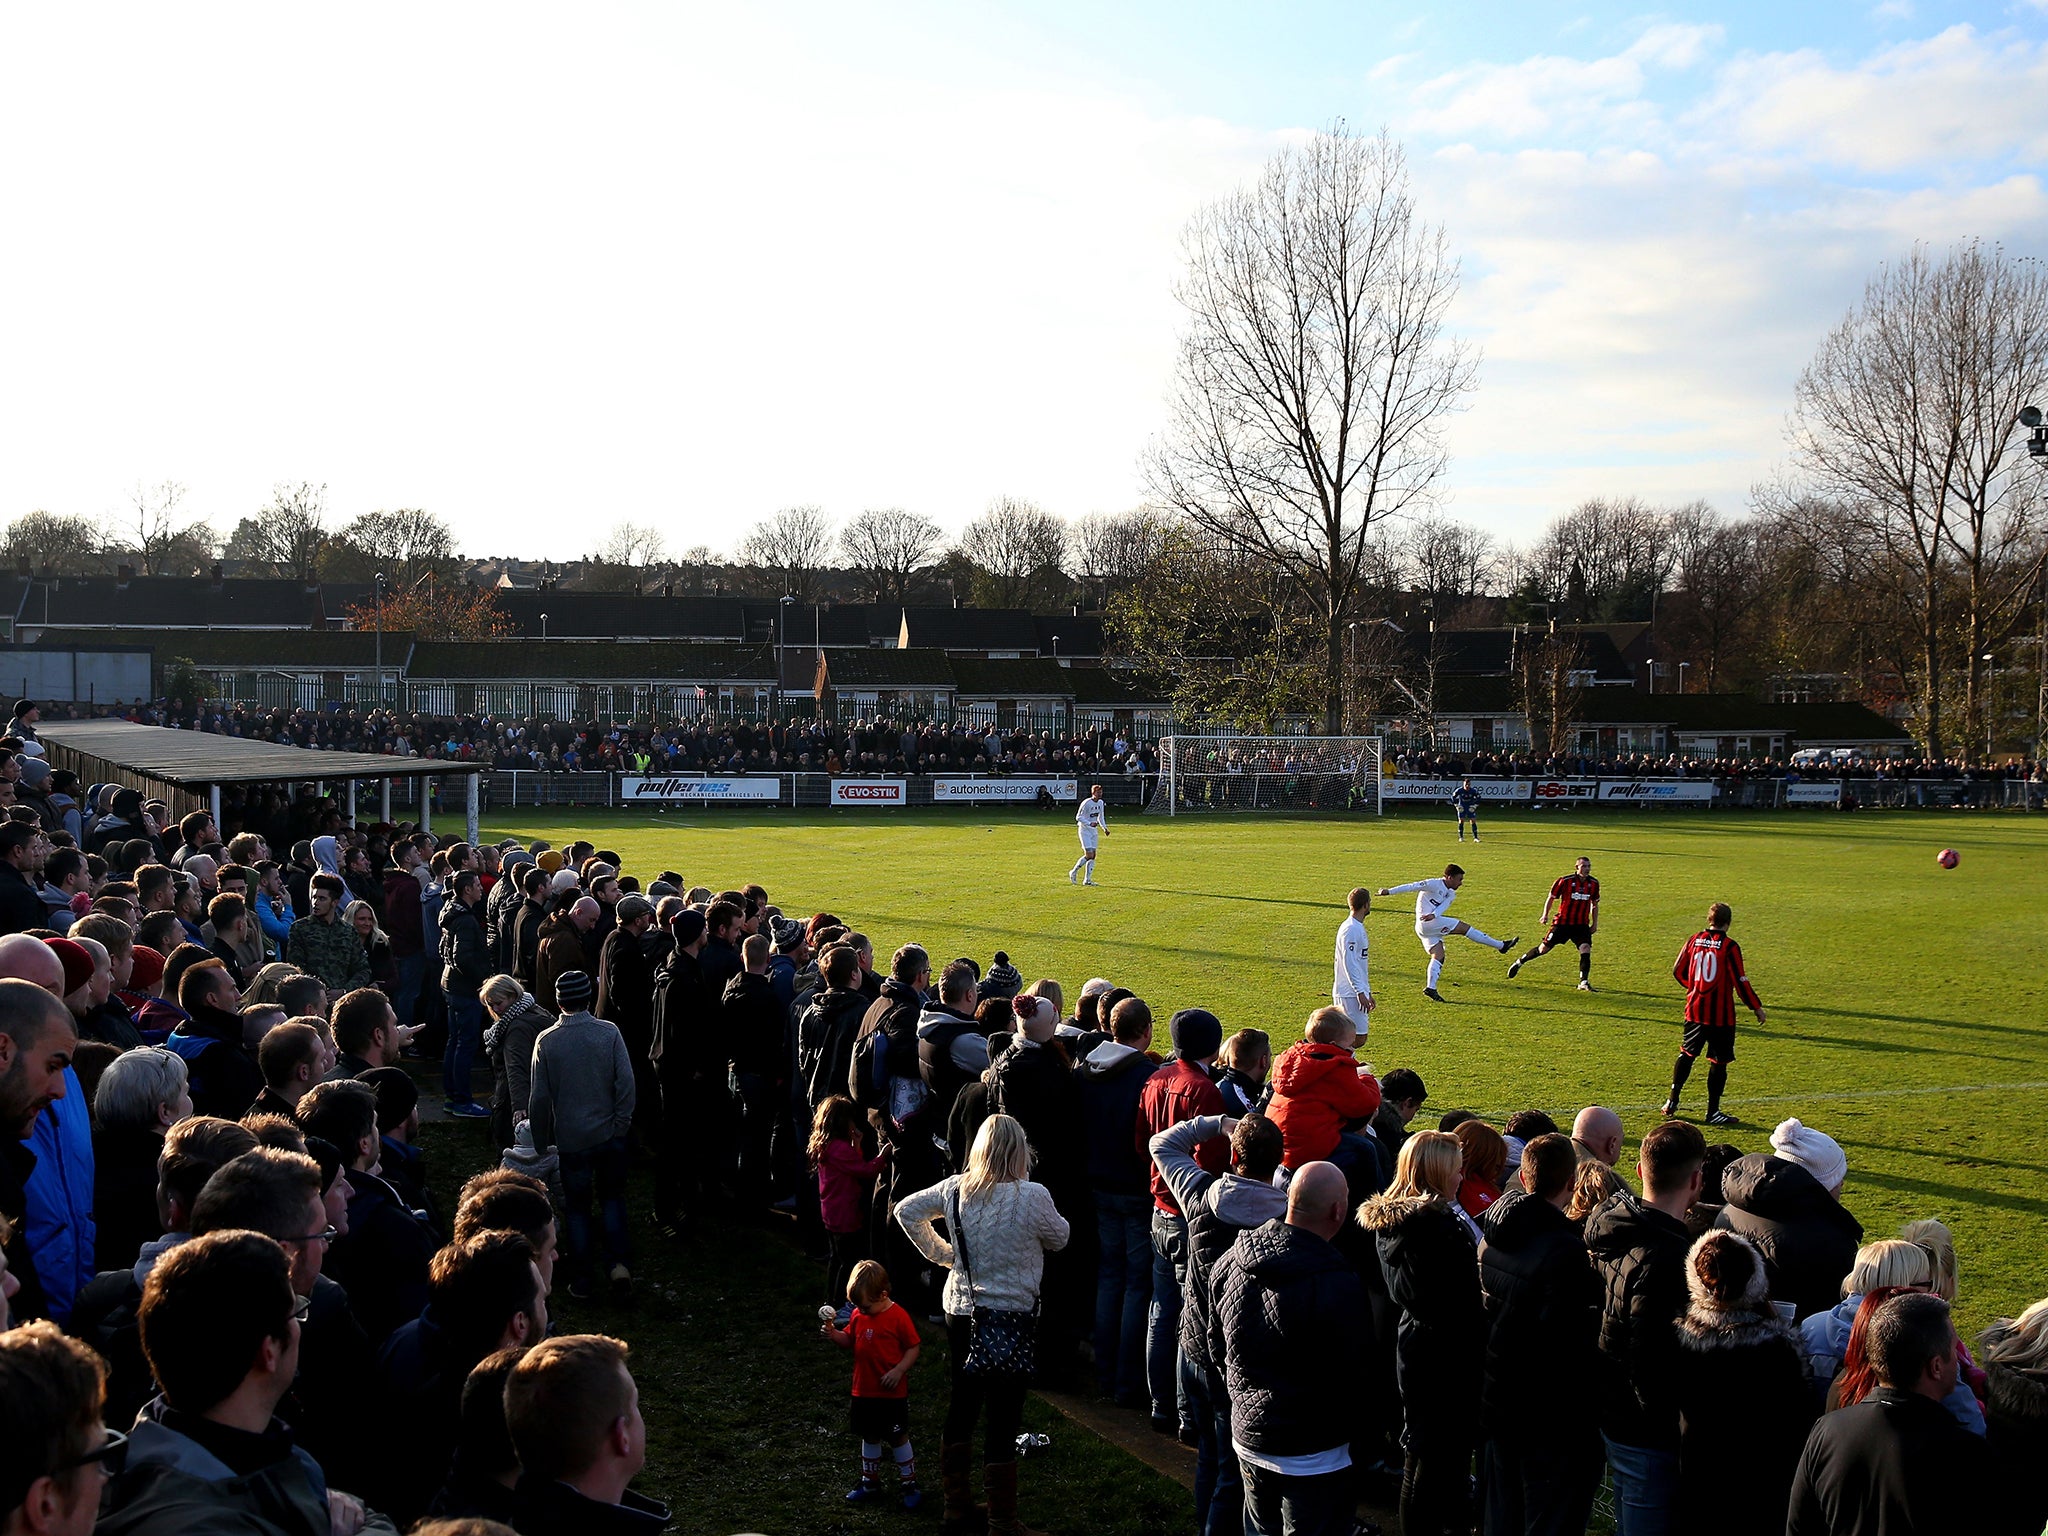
[1144,736,1383,815]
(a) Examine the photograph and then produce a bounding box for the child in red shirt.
[819,1259,922,1508]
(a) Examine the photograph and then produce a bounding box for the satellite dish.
[2022,405,2044,428]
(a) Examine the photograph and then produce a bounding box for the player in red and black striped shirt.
[1507,856,1601,991]
[1662,902,1765,1126]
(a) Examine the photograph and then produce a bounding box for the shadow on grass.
[1844,1167,2048,1220]
[419,1122,1188,1536]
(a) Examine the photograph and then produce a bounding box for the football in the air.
[1937,848,1960,869]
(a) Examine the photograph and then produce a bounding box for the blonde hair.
[961,1113,1031,1200]
[1305,1007,1354,1047]
[848,1259,890,1306]
[1844,1239,1933,1299]
[481,973,526,1015]
[1567,1160,1628,1223]
[343,900,387,944]
[1023,979,1063,1015]
[1979,1298,2048,1373]
[1899,1220,1957,1302]
[1389,1130,1462,1204]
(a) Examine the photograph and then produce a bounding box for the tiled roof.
[1034,615,1104,658]
[488,590,747,641]
[407,641,773,681]
[1065,666,1169,706]
[30,629,414,668]
[947,656,1073,697]
[3,575,324,630]
[898,607,1043,652]
[820,648,957,687]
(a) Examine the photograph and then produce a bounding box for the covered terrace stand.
[40,719,483,842]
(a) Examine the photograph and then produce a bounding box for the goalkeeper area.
[1145,734,1383,814]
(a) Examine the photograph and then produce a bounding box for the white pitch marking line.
[1606,1080,2048,1114]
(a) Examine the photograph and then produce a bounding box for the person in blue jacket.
[23,1064,95,1325]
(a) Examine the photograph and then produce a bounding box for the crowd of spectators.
[1,699,2046,1536]
[37,698,1162,779]
[1390,747,2047,785]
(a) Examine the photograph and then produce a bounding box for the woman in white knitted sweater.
[896,1114,1069,1536]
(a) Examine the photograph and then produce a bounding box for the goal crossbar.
[1146,735,1383,816]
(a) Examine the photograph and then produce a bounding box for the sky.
[2,1,2045,557]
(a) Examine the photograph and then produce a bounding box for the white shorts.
[1417,920,1460,946]
[1078,832,1098,852]
[1330,992,1371,1036]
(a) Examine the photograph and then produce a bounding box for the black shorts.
[1681,1021,1736,1063]
[851,1394,911,1441]
[1547,923,1593,948]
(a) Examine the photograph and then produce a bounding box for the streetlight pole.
[1983,651,1996,761]
[1679,661,1690,694]
[778,594,794,726]
[1646,653,1654,695]
[373,572,384,706]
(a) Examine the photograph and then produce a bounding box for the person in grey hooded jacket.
[1152,1110,1288,1536]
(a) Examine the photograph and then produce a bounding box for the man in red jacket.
[1137,1006,1225,1439]
[1266,1007,1382,1178]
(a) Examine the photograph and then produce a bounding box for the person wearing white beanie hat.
[1712,1120,1864,1322]
[1769,1118,1847,1195]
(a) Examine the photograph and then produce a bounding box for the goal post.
[1146,735,1384,816]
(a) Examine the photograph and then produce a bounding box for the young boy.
[1265,1007,1383,1181]
[820,1259,922,1509]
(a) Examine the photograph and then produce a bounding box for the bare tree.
[958,497,1071,610]
[1527,497,1678,620]
[583,522,670,594]
[1663,502,1762,691]
[116,481,216,576]
[1,511,112,575]
[323,508,459,587]
[1403,513,1500,603]
[1783,242,2048,759]
[838,508,943,605]
[737,504,834,602]
[1147,125,1478,730]
[225,482,328,580]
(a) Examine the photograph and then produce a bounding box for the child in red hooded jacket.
[1267,1007,1382,1178]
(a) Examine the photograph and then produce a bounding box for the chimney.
[210,561,225,585]
[1072,601,1081,616]
[116,563,134,588]
[952,593,961,609]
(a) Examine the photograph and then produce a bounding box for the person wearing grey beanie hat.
[524,964,636,1300]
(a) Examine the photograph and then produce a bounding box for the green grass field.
[426,804,2047,1534]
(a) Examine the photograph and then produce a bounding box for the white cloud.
[1404,23,1720,141]
[1704,26,2048,172]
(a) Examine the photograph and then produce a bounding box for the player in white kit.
[1377,863,1517,1003]
[1069,783,1108,885]
[1333,887,1375,1034]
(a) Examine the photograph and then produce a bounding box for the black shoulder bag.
[948,1183,1039,1382]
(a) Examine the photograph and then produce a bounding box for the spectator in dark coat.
[438,870,491,1117]
[1977,1301,2048,1536]
[1357,1130,1483,1536]
[990,991,1090,1377]
[1207,1162,1366,1536]
[649,908,714,1234]
[0,822,47,935]
[722,934,787,1210]
[162,961,263,1122]
[1479,1131,1604,1536]
[301,1077,435,1347]
[795,945,870,1116]
[508,867,550,987]
[1150,1108,1286,1536]
[482,975,551,1149]
[1670,1229,1817,1536]
[1787,1291,1989,1536]
[597,894,659,1145]
[1079,996,1158,1406]
[1713,1126,1862,1323]
[89,1046,192,1271]
[1584,1119,1705,1534]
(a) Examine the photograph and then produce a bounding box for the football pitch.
[482,802,2048,1329]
